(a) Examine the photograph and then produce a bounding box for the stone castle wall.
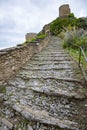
[0,36,50,82]
[42,24,50,34]
[59,4,71,18]
[25,33,37,41]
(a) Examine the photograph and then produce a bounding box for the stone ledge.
[13,103,78,130]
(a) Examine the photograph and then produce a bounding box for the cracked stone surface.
[0,36,87,130]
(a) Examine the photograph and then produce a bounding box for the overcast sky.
[0,0,87,49]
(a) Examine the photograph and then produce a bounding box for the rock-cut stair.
[0,37,87,130]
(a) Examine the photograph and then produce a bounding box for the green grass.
[67,48,87,70]
[0,86,6,93]
[36,34,47,39]
[24,34,47,44]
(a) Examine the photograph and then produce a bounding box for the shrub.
[50,13,87,36]
[58,31,65,39]
[63,32,87,50]
[50,13,77,36]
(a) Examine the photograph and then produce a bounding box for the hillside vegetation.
[24,34,47,44]
[50,13,87,36]
[50,13,87,48]
[50,13,87,72]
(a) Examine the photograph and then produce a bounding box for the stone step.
[5,80,86,128]
[31,57,71,61]
[7,77,83,96]
[5,82,81,122]
[26,61,74,65]
[13,103,79,130]
[43,49,65,51]
[13,71,83,85]
[43,77,82,83]
[34,54,70,57]
[30,59,72,62]
[21,66,72,71]
[0,118,13,130]
[30,86,86,99]
[37,53,69,56]
[32,50,69,54]
[17,70,75,79]
[22,63,72,68]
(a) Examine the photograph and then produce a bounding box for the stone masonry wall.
[25,33,37,41]
[59,4,71,18]
[0,37,50,82]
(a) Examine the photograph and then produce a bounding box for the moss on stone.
[0,86,6,93]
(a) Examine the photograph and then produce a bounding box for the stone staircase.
[0,37,87,130]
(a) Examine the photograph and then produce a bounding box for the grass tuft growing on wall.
[24,34,47,44]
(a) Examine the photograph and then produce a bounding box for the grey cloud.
[0,0,87,49]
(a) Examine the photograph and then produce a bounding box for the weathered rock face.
[25,33,37,41]
[59,4,71,18]
[39,24,50,35]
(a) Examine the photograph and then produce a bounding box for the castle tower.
[59,4,71,18]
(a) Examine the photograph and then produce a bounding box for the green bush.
[76,17,87,29]
[63,34,87,50]
[50,13,77,36]
[50,13,87,36]
[63,41,68,49]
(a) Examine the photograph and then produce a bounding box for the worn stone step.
[34,55,70,58]
[22,63,72,69]
[13,103,79,130]
[43,77,82,83]
[21,62,73,69]
[16,71,82,84]
[7,77,83,94]
[26,60,74,65]
[30,59,72,63]
[43,49,65,52]
[35,52,69,56]
[21,66,72,71]
[36,54,69,57]
[5,80,85,127]
[30,86,86,99]
[7,77,83,101]
[0,118,13,130]
[5,84,80,121]
[17,70,75,79]
[31,57,71,61]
